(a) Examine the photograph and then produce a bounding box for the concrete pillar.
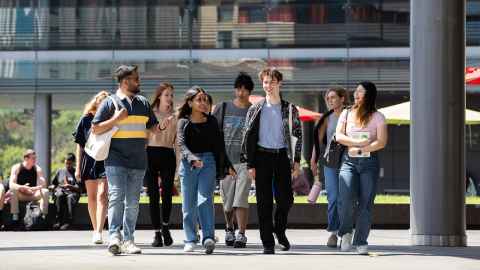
[34,94,52,183]
[410,0,466,246]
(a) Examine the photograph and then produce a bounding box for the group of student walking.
[73,64,387,256]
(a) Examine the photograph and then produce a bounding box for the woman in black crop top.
[177,86,235,254]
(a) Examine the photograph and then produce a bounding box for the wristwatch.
[357,149,363,156]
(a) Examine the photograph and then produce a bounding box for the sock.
[12,214,19,221]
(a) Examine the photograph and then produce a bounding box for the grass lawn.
[78,195,480,205]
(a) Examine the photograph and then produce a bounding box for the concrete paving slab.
[0,230,479,270]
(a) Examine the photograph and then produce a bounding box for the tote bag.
[84,96,120,161]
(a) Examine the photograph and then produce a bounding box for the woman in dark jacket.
[177,86,235,254]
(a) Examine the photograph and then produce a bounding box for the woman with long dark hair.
[145,82,177,247]
[335,81,387,255]
[311,86,348,248]
[177,86,235,254]
[73,90,110,244]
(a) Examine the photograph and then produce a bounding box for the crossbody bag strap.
[221,101,227,131]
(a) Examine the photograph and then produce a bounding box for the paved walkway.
[1,230,479,270]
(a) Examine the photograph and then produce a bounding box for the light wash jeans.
[105,166,145,242]
[337,153,379,246]
[179,152,216,244]
[324,166,340,232]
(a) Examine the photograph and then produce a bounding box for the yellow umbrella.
[378,101,480,125]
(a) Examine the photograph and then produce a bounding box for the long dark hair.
[177,85,207,119]
[354,81,377,127]
[151,82,174,113]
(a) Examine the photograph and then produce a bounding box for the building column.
[34,94,52,182]
[410,0,466,246]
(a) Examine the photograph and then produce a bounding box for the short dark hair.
[115,65,138,83]
[23,149,36,159]
[66,153,76,162]
[234,72,254,92]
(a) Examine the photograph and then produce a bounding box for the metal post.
[34,94,52,183]
[410,0,466,246]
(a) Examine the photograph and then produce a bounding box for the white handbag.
[84,96,120,161]
[288,103,298,162]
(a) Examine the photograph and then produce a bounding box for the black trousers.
[54,189,79,223]
[254,149,294,248]
[145,146,176,230]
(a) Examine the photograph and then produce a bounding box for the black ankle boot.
[162,226,173,246]
[152,231,163,247]
[275,232,290,251]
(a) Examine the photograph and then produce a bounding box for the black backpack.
[23,202,47,231]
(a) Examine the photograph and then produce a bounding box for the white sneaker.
[357,245,368,255]
[340,233,353,252]
[122,240,142,254]
[204,238,215,255]
[108,236,122,256]
[183,242,196,252]
[92,232,103,245]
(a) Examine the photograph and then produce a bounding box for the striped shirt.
[92,90,158,169]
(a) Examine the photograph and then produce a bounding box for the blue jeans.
[324,166,340,232]
[105,166,145,242]
[179,152,216,244]
[337,153,379,246]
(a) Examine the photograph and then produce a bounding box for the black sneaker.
[162,227,173,246]
[233,232,247,248]
[263,246,275,254]
[152,231,163,247]
[225,228,235,246]
[275,232,290,251]
[52,222,61,230]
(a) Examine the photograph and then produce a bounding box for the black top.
[73,113,93,148]
[17,164,37,187]
[185,121,218,154]
[73,113,106,180]
[177,115,233,179]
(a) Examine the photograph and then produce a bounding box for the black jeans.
[54,189,79,224]
[145,146,176,230]
[254,149,294,248]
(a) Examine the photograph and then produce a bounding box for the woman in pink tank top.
[334,81,388,255]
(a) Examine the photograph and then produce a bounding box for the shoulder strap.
[109,95,120,112]
[343,109,349,135]
[221,101,227,131]
[288,103,293,135]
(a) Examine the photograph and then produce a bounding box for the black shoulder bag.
[323,109,349,168]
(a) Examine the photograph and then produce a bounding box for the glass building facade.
[1,0,480,191]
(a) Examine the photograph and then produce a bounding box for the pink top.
[338,110,386,142]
